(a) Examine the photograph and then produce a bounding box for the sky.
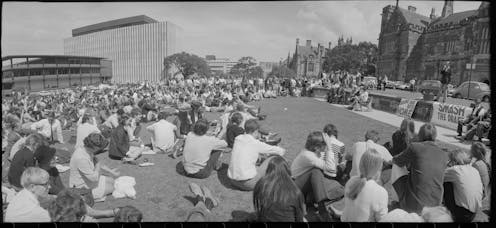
[2,1,483,62]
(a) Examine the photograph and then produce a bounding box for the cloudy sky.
[2,1,483,62]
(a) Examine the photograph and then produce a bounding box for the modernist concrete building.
[64,15,178,83]
[2,55,111,92]
[204,55,237,75]
[378,1,490,85]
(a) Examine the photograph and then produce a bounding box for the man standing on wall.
[439,62,451,103]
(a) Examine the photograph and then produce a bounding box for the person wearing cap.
[30,111,64,144]
[70,133,119,202]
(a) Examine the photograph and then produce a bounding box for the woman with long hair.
[391,118,417,156]
[253,155,305,222]
[469,142,490,198]
[392,123,448,213]
[341,148,388,222]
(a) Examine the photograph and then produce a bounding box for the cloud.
[2,1,484,62]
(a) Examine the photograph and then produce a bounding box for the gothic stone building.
[378,1,490,85]
[289,38,331,78]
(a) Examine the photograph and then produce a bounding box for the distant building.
[2,55,111,92]
[258,61,279,77]
[289,38,331,78]
[378,1,490,85]
[64,15,179,83]
[204,55,237,75]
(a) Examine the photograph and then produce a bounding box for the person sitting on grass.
[443,149,483,222]
[392,123,448,213]
[341,148,389,222]
[5,167,51,222]
[469,142,490,199]
[48,189,97,222]
[8,133,46,191]
[75,113,101,149]
[70,133,120,202]
[347,86,368,111]
[146,111,182,154]
[391,118,417,157]
[114,205,143,222]
[290,131,343,222]
[186,183,219,222]
[182,119,228,179]
[345,130,392,179]
[228,119,285,191]
[225,112,245,148]
[108,114,142,161]
[253,155,305,222]
[456,98,485,139]
[33,145,65,195]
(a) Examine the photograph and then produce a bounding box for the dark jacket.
[108,125,130,160]
[393,141,449,213]
[391,131,418,156]
[8,147,35,188]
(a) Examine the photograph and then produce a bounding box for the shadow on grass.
[175,160,187,176]
[230,210,255,222]
[215,163,239,191]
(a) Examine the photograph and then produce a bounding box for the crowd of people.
[1,74,491,222]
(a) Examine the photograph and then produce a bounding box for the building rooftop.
[430,10,478,26]
[72,15,159,37]
[398,7,431,27]
[2,55,105,61]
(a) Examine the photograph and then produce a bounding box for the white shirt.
[341,177,389,222]
[69,147,99,189]
[444,165,483,213]
[146,119,177,151]
[347,140,392,177]
[104,114,119,128]
[182,132,227,174]
[31,118,64,143]
[291,149,328,178]
[228,134,285,180]
[5,189,51,222]
[75,118,101,149]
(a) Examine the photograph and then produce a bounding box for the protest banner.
[431,102,473,130]
[396,98,418,119]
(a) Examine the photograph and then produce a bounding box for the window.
[308,63,315,72]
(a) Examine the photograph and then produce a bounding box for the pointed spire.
[441,0,453,18]
[430,7,436,19]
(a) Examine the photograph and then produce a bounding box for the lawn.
[57,96,489,221]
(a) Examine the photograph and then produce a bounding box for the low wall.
[314,88,472,130]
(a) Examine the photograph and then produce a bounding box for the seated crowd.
[1,77,491,222]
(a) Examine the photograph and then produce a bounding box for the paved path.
[314,98,472,150]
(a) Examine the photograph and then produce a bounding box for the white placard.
[431,102,473,130]
[396,98,418,119]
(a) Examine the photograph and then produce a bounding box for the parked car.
[417,80,442,100]
[452,81,490,102]
[362,76,378,89]
[447,84,455,97]
[38,90,52,96]
[385,81,397,89]
[396,81,410,90]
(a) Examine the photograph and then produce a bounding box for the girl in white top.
[341,148,388,222]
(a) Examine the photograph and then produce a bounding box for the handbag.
[70,186,95,207]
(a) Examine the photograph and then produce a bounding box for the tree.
[322,42,378,74]
[163,52,211,79]
[230,56,258,78]
[268,65,296,78]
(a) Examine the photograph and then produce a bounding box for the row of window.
[7,68,101,77]
[479,40,490,54]
[9,58,101,65]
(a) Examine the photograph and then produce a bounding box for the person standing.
[439,62,451,103]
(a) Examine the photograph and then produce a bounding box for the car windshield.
[478,83,490,91]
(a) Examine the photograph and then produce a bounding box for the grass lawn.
[57,96,489,221]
